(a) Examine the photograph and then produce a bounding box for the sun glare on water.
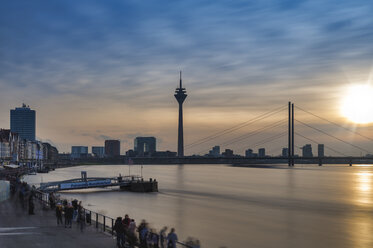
[341,84,373,124]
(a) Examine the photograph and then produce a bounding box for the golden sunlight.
[340,84,373,124]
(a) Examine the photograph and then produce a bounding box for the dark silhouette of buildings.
[134,137,156,156]
[174,71,187,157]
[10,103,36,141]
[222,149,234,157]
[245,149,259,158]
[105,140,120,157]
[318,144,324,157]
[302,144,313,157]
[282,148,288,157]
[42,142,59,162]
[71,146,88,159]
[258,148,266,157]
[92,146,105,158]
[208,146,220,157]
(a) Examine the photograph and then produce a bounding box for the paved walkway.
[0,196,115,248]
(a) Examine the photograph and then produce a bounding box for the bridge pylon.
[288,102,295,166]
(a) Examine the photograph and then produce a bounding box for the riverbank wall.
[0,180,10,202]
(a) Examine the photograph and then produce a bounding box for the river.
[24,164,373,248]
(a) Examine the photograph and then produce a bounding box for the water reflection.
[354,171,372,205]
[346,168,373,247]
[23,164,373,248]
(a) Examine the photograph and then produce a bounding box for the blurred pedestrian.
[152,231,160,248]
[160,226,168,248]
[127,219,137,248]
[77,204,85,232]
[49,192,56,209]
[65,202,73,228]
[123,214,131,228]
[114,217,125,248]
[138,220,148,248]
[56,203,63,225]
[166,228,178,248]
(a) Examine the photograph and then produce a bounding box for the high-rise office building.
[105,140,120,157]
[134,137,156,156]
[92,146,105,158]
[282,148,289,157]
[258,148,266,157]
[71,146,88,159]
[245,149,253,157]
[222,149,234,157]
[302,144,313,157]
[208,146,220,157]
[10,104,36,141]
[318,144,324,157]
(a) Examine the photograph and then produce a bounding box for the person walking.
[114,217,125,248]
[152,231,160,248]
[159,227,168,248]
[65,203,73,228]
[166,228,178,248]
[123,214,131,228]
[127,219,137,248]
[49,192,56,209]
[56,203,63,225]
[138,220,149,248]
[77,205,85,232]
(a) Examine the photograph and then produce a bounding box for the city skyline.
[1,1,373,155]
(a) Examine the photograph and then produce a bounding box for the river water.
[24,164,373,248]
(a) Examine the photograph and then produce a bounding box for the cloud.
[1,0,373,154]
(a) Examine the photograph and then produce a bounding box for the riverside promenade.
[0,197,114,248]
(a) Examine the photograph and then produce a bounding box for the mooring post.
[111,219,114,235]
[103,217,106,232]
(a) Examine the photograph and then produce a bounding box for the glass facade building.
[10,104,36,141]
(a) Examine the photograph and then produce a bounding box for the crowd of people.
[11,180,35,215]
[52,196,86,232]
[113,215,181,248]
[10,180,200,248]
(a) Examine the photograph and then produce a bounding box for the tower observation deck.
[174,71,187,157]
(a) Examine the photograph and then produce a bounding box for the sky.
[1,0,373,156]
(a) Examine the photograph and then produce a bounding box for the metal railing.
[34,190,197,247]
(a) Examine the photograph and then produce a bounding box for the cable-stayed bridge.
[133,102,373,166]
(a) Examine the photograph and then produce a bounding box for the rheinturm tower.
[174,71,187,157]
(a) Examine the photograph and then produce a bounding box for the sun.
[340,84,373,124]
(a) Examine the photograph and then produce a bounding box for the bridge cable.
[195,128,287,155]
[295,105,373,142]
[220,119,287,147]
[294,132,347,156]
[193,120,286,154]
[247,132,288,149]
[185,105,287,149]
[295,119,372,154]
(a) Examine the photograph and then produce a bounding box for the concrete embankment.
[0,196,114,248]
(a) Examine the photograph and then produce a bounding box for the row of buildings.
[0,128,58,163]
[206,144,325,158]
[71,139,121,159]
[0,104,58,164]
[70,137,176,159]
